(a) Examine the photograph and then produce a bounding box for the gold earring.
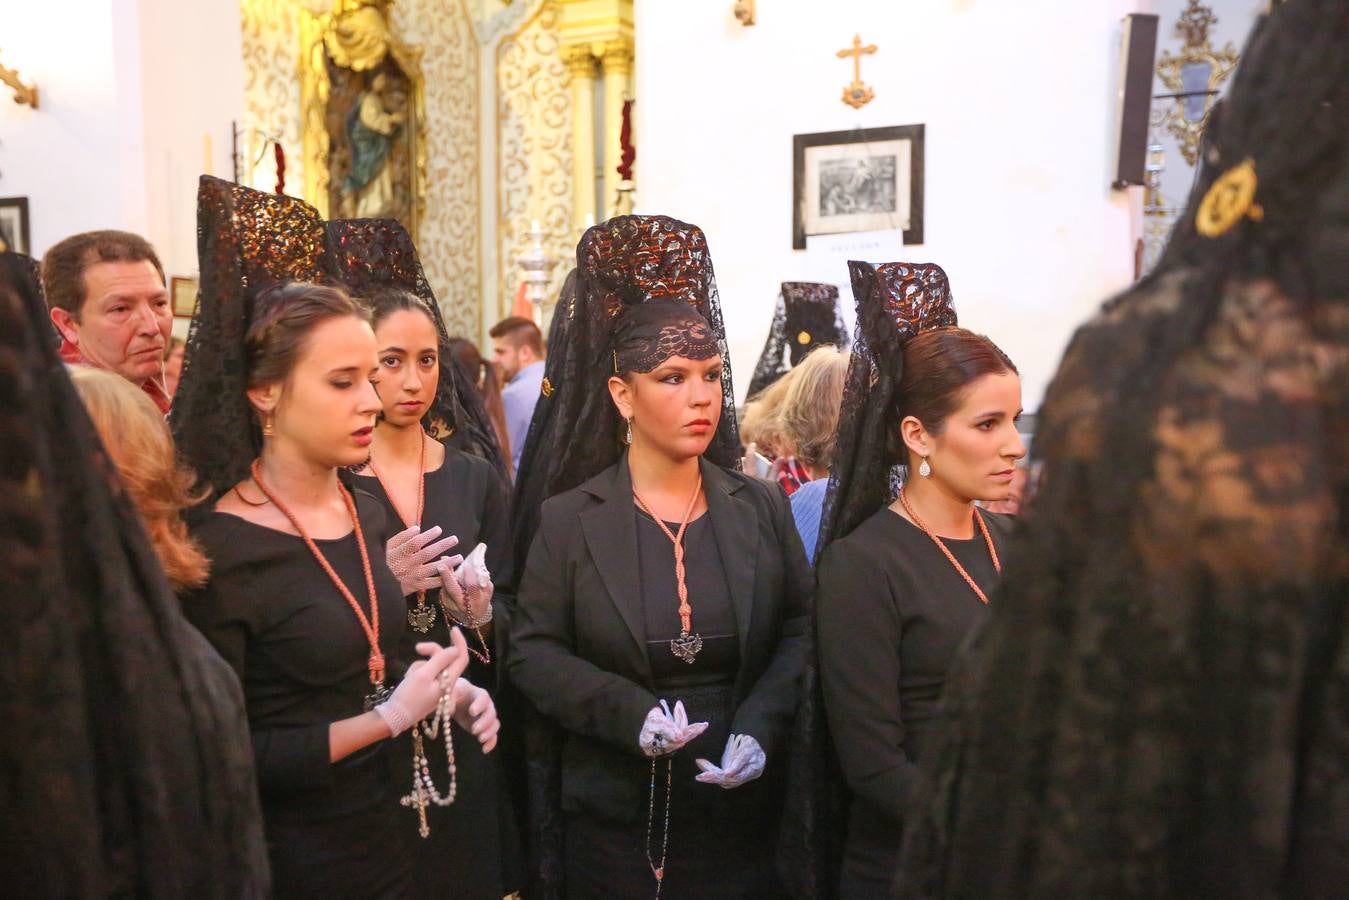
[918,456,931,477]
[262,414,274,437]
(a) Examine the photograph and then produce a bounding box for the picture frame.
[171,276,199,318]
[792,124,925,249]
[0,196,32,256]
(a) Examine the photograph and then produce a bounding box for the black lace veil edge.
[0,252,268,896]
[897,2,1349,895]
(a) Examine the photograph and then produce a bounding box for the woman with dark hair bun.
[780,262,1024,898]
[174,179,498,897]
[346,287,521,900]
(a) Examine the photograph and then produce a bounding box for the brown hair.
[448,337,513,474]
[489,315,544,357]
[70,366,210,591]
[246,282,369,389]
[41,230,165,317]
[894,326,1018,464]
[778,347,850,474]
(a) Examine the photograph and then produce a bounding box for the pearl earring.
[918,456,931,478]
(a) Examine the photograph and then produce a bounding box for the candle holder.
[516,220,560,325]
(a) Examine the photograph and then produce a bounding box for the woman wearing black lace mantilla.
[780,261,1025,898]
[173,179,498,897]
[508,216,812,898]
[897,2,1349,896]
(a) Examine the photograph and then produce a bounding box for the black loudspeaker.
[1113,13,1159,189]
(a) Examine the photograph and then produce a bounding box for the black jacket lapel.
[702,459,759,659]
[579,460,653,685]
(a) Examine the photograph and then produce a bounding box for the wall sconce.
[734,0,756,27]
[0,50,39,109]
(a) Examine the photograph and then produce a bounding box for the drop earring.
[918,456,931,478]
[624,417,633,446]
[263,414,274,437]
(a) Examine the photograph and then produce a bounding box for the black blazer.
[507,454,813,820]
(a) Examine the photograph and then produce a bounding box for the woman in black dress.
[508,215,812,899]
[173,179,497,898]
[342,275,522,896]
[786,262,1024,898]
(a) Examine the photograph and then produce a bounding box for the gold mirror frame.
[1156,0,1238,166]
[300,0,427,240]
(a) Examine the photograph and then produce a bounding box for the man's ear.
[50,307,80,345]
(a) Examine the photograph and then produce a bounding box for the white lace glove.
[638,699,709,758]
[438,542,494,625]
[695,734,766,789]
[450,677,500,753]
[386,525,462,596]
[374,631,469,736]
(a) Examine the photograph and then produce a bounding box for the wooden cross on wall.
[837,34,877,109]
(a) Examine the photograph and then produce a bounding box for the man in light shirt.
[491,315,546,477]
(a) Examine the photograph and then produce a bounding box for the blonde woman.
[775,346,850,561]
[70,365,210,591]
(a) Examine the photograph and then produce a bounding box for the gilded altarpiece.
[496,1,574,318]
[240,0,481,338]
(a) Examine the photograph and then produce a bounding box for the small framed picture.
[171,276,199,318]
[0,196,32,255]
[792,124,925,248]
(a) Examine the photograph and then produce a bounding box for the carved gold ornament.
[797,331,811,345]
[1156,0,1239,166]
[541,377,554,397]
[0,50,38,109]
[1196,158,1262,238]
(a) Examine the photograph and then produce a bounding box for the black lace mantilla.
[1,252,268,896]
[746,281,849,399]
[173,176,503,499]
[897,2,1349,896]
[326,218,506,475]
[612,297,720,374]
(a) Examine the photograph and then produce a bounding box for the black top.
[345,447,524,899]
[816,505,1013,884]
[637,509,740,686]
[346,448,514,679]
[183,491,405,812]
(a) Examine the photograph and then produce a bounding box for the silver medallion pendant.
[408,604,436,634]
[670,631,703,664]
[363,682,392,711]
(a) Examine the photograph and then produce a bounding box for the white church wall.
[136,0,246,282]
[1,0,243,287]
[1,2,142,256]
[635,0,1147,411]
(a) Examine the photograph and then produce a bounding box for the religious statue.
[341,72,409,218]
[301,0,426,238]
